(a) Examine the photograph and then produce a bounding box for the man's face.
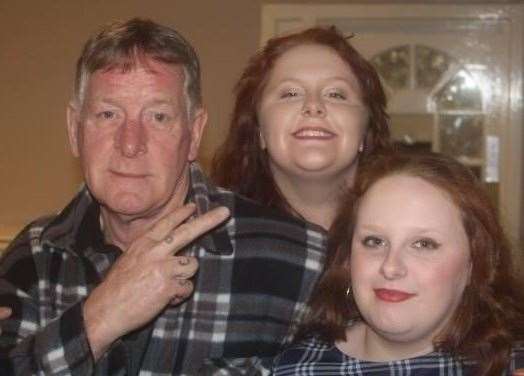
[67,58,206,220]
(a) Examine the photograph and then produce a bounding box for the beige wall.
[1,0,522,239]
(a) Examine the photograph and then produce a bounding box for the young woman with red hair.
[211,26,390,230]
[273,151,524,375]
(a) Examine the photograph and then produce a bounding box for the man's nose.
[114,119,147,157]
[301,93,326,118]
[379,248,407,280]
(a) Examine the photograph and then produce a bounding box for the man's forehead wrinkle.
[83,67,185,113]
[99,58,161,76]
[82,53,189,119]
[92,58,184,86]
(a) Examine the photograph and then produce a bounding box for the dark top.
[273,336,524,375]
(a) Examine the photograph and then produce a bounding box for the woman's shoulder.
[279,335,335,355]
[272,336,350,375]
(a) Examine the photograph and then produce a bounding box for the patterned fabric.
[0,163,326,375]
[272,336,524,375]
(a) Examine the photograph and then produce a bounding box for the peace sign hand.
[83,203,230,360]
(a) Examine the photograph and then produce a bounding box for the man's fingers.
[171,256,198,279]
[0,306,12,334]
[0,306,12,320]
[156,206,230,256]
[146,203,197,242]
[168,280,194,306]
[168,275,194,301]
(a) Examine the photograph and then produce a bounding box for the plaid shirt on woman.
[0,163,326,375]
[272,336,524,375]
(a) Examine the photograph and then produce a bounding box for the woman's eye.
[413,238,440,250]
[362,236,386,248]
[280,91,299,99]
[327,91,346,100]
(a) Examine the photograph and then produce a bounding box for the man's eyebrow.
[147,98,175,106]
[88,97,120,106]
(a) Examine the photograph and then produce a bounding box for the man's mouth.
[110,170,148,178]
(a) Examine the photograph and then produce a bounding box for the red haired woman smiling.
[212,26,390,230]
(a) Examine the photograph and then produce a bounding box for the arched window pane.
[371,45,410,89]
[439,114,483,158]
[434,69,482,110]
[415,45,451,89]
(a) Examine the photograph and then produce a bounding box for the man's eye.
[153,113,169,122]
[362,236,385,248]
[413,238,440,250]
[97,111,116,120]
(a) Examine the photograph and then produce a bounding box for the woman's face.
[257,44,369,183]
[350,174,471,353]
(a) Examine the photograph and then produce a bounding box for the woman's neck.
[338,322,434,362]
[273,171,352,230]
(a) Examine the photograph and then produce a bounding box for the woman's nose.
[301,94,326,118]
[379,249,408,280]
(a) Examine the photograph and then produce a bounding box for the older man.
[0,19,325,374]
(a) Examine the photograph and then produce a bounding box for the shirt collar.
[39,162,234,256]
[186,162,234,255]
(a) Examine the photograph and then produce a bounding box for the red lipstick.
[374,288,416,303]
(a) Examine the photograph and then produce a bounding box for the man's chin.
[99,195,156,220]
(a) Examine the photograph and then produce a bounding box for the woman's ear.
[259,128,267,150]
[466,258,473,285]
[343,256,352,272]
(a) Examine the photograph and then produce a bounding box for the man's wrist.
[83,294,116,361]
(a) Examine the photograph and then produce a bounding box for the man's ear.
[66,101,81,158]
[187,107,208,162]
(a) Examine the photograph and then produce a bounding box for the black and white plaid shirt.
[272,336,524,375]
[0,163,326,375]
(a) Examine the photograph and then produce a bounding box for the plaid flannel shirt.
[272,336,524,375]
[0,163,326,375]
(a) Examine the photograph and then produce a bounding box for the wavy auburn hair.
[301,151,524,376]
[211,26,390,215]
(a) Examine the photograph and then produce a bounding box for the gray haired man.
[0,18,325,374]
